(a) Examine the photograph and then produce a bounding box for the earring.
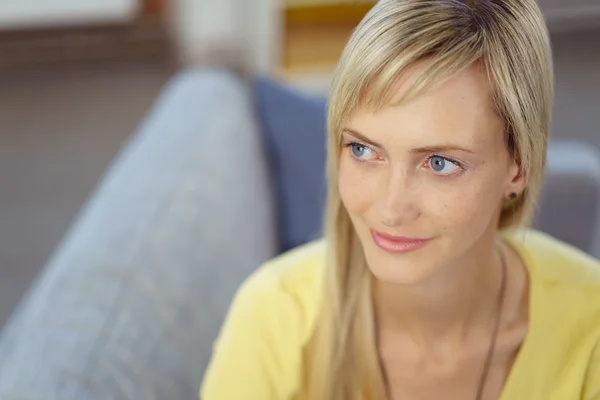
[509,192,517,199]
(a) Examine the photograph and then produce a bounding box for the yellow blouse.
[201,229,600,399]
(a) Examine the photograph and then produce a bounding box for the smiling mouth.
[370,229,433,254]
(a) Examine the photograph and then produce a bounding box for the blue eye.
[351,144,366,157]
[428,156,460,175]
[349,143,378,161]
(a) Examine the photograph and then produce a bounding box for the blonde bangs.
[328,1,486,140]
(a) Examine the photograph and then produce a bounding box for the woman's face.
[339,63,524,285]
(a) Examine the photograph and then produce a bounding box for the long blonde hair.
[301,1,554,399]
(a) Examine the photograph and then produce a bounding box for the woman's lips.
[370,229,432,254]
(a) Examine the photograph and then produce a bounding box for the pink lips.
[371,229,432,254]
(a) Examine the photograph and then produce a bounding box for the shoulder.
[242,239,325,300]
[503,229,600,395]
[504,228,600,290]
[233,239,326,340]
[250,239,326,290]
[202,240,326,399]
[504,229,600,345]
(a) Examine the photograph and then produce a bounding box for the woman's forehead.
[345,64,503,150]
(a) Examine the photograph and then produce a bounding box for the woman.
[201,0,600,399]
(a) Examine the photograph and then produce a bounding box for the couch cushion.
[253,77,327,251]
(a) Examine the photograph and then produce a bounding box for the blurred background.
[0,0,599,376]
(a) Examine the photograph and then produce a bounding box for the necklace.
[474,244,508,400]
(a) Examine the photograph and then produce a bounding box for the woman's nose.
[377,169,420,228]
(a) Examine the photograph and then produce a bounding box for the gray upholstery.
[0,68,598,400]
[0,69,277,399]
[536,141,600,255]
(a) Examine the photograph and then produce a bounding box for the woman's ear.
[506,152,526,198]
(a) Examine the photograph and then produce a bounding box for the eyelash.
[342,141,465,172]
[342,141,379,163]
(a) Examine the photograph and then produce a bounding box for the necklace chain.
[474,244,508,400]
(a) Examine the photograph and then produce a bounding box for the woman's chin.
[364,251,440,286]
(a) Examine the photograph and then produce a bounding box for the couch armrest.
[0,68,277,399]
[535,140,600,257]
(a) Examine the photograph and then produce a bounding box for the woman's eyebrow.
[343,128,474,154]
[410,144,475,154]
[341,128,383,149]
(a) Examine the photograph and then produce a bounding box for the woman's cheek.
[339,158,381,214]
[424,182,493,229]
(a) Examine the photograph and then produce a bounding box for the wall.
[170,0,282,74]
[0,0,139,28]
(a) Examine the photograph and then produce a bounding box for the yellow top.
[201,229,600,399]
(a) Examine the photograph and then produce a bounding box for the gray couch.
[0,68,599,400]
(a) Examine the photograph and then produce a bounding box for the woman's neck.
[372,231,504,352]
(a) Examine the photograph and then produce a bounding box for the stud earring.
[509,192,517,199]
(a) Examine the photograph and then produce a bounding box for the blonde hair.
[301,1,554,399]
